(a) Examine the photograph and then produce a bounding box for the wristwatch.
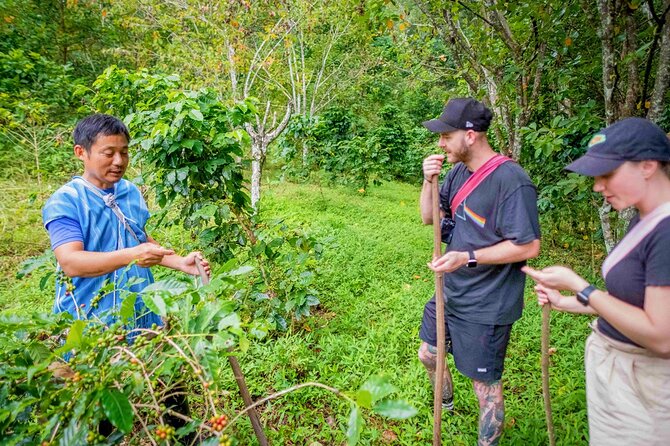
[576,285,596,306]
[466,250,477,268]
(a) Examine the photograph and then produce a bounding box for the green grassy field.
[0,177,597,445]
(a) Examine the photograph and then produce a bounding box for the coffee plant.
[87,67,323,327]
[1,263,416,445]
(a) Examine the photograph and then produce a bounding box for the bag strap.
[73,177,141,244]
[450,155,512,211]
[602,202,670,279]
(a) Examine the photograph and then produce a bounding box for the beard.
[448,142,471,164]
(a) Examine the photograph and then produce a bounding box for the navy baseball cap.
[423,98,493,133]
[566,117,670,177]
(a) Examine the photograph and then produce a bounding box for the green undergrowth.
[0,177,597,445]
[216,180,594,445]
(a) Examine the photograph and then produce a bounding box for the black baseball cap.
[423,98,493,133]
[566,117,670,177]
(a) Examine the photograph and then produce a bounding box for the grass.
[0,176,597,445]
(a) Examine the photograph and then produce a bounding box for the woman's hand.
[522,265,589,293]
[535,284,565,310]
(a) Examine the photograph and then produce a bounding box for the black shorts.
[419,296,512,382]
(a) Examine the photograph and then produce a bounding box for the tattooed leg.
[473,379,504,446]
[418,342,454,408]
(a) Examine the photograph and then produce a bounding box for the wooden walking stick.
[431,177,446,446]
[196,260,269,446]
[541,304,556,446]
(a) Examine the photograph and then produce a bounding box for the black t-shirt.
[599,216,670,345]
[439,161,541,325]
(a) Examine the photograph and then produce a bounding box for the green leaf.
[355,389,373,409]
[189,109,204,121]
[119,294,137,322]
[56,320,86,354]
[218,313,241,330]
[346,405,363,446]
[372,400,417,419]
[192,204,218,220]
[16,250,54,279]
[228,265,255,276]
[177,167,188,181]
[143,279,189,295]
[359,375,396,405]
[101,389,134,433]
[59,417,87,446]
[26,343,52,364]
[143,293,167,317]
[193,301,220,332]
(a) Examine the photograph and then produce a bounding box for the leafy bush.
[88,67,323,328]
[276,105,432,189]
[0,262,256,445]
[0,50,80,181]
[0,264,416,445]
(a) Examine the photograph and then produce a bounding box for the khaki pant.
[585,324,670,445]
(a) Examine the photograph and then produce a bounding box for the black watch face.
[576,292,588,305]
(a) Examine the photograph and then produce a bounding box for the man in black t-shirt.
[419,98,541,445]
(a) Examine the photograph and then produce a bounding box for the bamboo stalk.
[431,177,445,446]
[541,304,555,446]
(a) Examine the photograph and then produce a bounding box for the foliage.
[0,50,78,182]
[2,177,600,444]
[276,105,433,189]
[0,49,74,126]
[0,263,415,445]
[0,0,130,80]
[253,180,594,444]
[87,66,322,327]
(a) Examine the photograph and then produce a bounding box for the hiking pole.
[431,176,445,446]
[541,304,556,446]
[196,260,269,446]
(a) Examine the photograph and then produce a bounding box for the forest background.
[1,0,669,445]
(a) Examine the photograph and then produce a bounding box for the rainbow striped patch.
[588,134,606,147]
[464,204,486,228]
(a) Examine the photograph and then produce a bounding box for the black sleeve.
[643,219,670,287]
[495,185,541,245]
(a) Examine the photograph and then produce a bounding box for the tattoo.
[419,343,453,401]
[473,380,504,446]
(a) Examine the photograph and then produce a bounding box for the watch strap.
[576,285,596,306]
[467,250,477,268]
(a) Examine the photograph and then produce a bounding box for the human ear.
[464,130,476,145]
[74,144,87,161]
[640,160,659,179]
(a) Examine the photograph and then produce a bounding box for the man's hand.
[427,251,468,273]
[423,154,445,182]
[132,243,175,268]
[176,252,211,277]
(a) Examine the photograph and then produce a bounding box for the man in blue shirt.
[43,113,210,328]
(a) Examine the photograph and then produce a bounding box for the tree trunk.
[599,200,616,254]
[302,145,309,167]
[250,143,264,209]
[648,14,670,122]
[598,0,617,125]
